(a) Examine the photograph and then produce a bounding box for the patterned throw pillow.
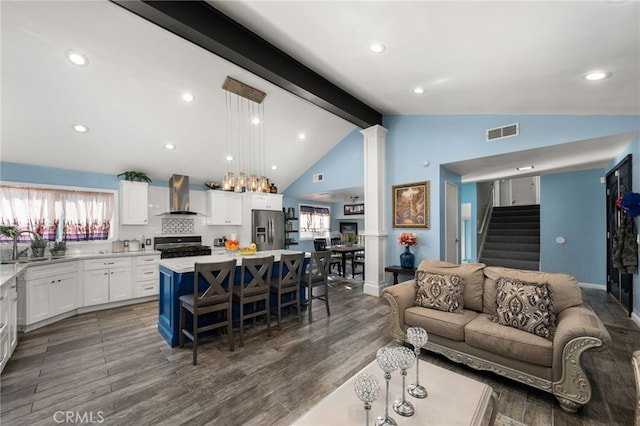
[414,271,465,313]
[493,277,557,340]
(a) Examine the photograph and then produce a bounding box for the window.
[299,204,331,240]
[0,185,114,242]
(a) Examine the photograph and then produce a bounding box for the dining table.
[329,244,364,277]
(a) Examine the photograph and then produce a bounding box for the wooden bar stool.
[270,252,305,330]
[301,251,332,322]
[234,255,274,347]
[179,259,236,365]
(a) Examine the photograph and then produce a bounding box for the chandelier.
[221,76,270,193]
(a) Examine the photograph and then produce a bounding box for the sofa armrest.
[551,304,612,411]
[382,280,415,340]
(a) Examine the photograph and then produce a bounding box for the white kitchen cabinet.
[24,262,79,326]
[119,180,149,225]
[84,257,132,305]
[206,190,243,225]
[133,254,160,297]
[0,280,10,372]
[8,277,18,353]
[244,192,283,211]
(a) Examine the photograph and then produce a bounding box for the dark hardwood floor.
[0,280,637,425]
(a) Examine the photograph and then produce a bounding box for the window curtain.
[299,205,331,233]
[0,186,114,242]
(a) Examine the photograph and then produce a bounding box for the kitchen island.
[158,249,309,347]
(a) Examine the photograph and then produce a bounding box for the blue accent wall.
[284,128,364,197]
[540,169,606,285]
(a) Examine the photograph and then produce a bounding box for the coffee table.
[292,356,496,425]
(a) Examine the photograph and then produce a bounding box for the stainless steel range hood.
[160,174,198,215]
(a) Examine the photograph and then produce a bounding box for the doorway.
[445,181,459,263]
[605,154,633,316]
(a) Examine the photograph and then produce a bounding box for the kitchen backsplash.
[161,217,194,234]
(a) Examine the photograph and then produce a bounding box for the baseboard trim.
[578,282,606,290]
[632,312,640,329]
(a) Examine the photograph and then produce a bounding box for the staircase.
[479,205,540,271]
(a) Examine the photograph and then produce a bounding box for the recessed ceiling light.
[517,166,534,171]
[413,87,425,94]
[226,155,234,162]
[181,92,194,102]
[298,133,306,140]
[252,117,260,125]
[66,50,88,66]
[72,124,88,133]
[584,71,612,81]
[164,143,175,150]
[271,165,277,170]
[369,42,385,53]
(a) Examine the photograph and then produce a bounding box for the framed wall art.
[392,181,430,229]
[339,222,358,234]
[344,203,364,216]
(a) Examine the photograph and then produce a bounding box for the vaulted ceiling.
[2,1,638,199]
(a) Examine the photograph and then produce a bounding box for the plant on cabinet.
[117,171,152,183]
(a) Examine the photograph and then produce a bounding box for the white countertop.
[0,250,161,286]
[0,263,27,286]
[159,249,308,274]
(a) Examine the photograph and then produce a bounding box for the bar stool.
[270,252,305,330]
[301,251,332,322]
[233,255,274,347]
[179,259,236,365]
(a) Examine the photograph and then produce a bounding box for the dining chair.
[352,258,365,279]
[179,259,236,365]
[301,251,332,322]
[270,252,305,330]
[314,238,342,275]
[233,255,274,347]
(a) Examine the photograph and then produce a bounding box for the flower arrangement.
[398,232,417,247]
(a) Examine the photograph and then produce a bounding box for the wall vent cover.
[312,173,324,182]
[486,123,519,141]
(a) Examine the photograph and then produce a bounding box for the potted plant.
[117,171,152,183]
[342,232,358,246]
[30,238,47,258]
[0,225,18,240]
[50,241,67,256]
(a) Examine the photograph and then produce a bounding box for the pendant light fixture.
[222,77,270,193]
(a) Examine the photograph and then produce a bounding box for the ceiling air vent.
[486,123,519,141]
[312,173,324,183]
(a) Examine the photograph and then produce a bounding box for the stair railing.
[477,183,495,258]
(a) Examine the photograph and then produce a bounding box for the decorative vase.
[400,246,415,269]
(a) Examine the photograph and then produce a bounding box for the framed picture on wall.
[339,222,358,234]
[344,203,365,215]
[392,181,430,229]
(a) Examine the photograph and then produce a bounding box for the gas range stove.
[154,236,212,259]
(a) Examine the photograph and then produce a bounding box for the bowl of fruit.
[239,243,257,256]
[225,239,239,251]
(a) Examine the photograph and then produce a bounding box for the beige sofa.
[383,259,611,412]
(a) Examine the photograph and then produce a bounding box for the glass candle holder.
[354,373,381,426]
[406,327,428,399]
[392,346,416,416]
[375,347,399,426]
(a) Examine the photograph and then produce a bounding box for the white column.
[360,125,388,296]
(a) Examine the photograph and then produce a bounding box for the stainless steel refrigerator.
[251,209,285,251]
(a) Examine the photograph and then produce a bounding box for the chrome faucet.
[12,230,42,260]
